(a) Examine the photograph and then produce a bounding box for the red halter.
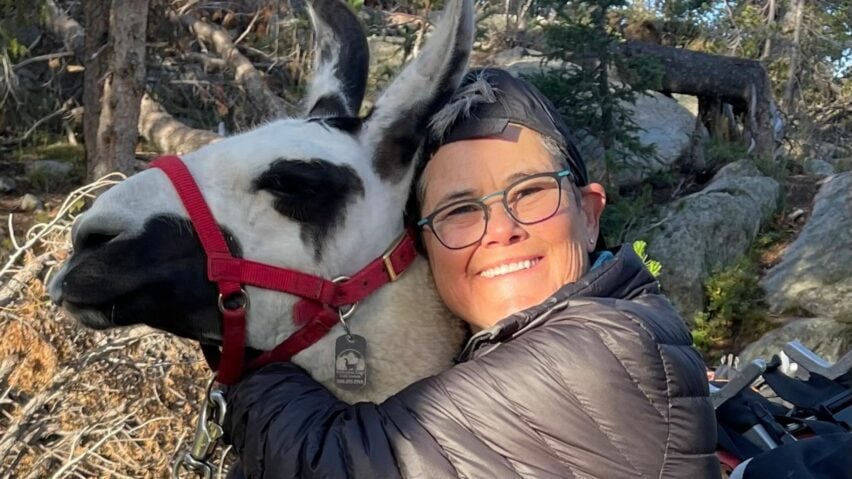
[150,155,417,385]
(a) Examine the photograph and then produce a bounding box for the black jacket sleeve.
[223,362,404,479]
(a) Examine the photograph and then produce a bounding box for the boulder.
[615,91,698,186]
[496,51,698,187]
[738,317,852,365]
[643,160,780,321]
[673,93,699,116]
[25,159,75,179]
[803,158,835,176]
[760,172,852,322]
[19,193,44,212]
[0,176,16,194]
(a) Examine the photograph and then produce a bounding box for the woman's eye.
[511,186,545,201]
[445,204,480,217]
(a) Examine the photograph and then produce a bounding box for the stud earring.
[589,238,595,244]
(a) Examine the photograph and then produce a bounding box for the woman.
[222,69,720,478]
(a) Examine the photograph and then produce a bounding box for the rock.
[803,158,835,176]
[738,317,852,365]
[19,193,44,212]
[0,176,16,193]
[673,93,699,116]
[760,172,852,322]
[496,51,698,187]
[643,160,780,321]
[615,91,698,186]
[25,159,75,178]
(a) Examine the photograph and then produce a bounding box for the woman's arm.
[223,362,405,479]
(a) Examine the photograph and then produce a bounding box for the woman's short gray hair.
[415,80,570,214]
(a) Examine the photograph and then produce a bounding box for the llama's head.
[48,0,474,351]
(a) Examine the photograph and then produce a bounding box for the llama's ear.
[304,0,369,118]
[361,0,474,183]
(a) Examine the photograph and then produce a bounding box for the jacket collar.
[456,244,660,362]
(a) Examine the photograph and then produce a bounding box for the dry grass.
[0,179,232,478]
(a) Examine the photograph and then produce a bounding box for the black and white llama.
[48,0,473,404]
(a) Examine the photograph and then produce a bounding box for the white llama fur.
[50,0,474,404]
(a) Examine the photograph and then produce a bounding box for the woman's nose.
[481,204,527,247]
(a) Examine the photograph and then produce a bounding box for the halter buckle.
[381,233,406,282]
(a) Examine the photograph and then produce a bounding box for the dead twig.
[0,174,125,280]
[0,252,51,308]
[11,52,75,71]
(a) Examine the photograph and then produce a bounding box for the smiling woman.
[418,124,605,331]
[221,69,720,478]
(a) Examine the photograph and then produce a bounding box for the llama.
[48,0,473,404]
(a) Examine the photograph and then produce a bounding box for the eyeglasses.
[417,169,573,250]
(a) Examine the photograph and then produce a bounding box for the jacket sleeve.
[222,362,407,479]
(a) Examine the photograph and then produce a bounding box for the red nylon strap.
[150,155,418,384]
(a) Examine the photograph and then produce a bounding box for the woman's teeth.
[480,258,540,278]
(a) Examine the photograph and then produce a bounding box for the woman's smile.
[476,256,542,278]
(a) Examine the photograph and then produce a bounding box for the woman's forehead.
[422,125,554,204]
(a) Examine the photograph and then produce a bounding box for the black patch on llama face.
[253,159,365,260]
[60,215,244,343]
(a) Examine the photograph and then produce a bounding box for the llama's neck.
[291,256,468,403]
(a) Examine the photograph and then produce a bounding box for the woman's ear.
[578,183,607,252]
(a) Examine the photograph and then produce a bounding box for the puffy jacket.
[223,245,720,478]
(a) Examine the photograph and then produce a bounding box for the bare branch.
[0,252,51,307]
[172,10,291,120]
[42,0,85,61]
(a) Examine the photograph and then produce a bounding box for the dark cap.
[426,68,590,186]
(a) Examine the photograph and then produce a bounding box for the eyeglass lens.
[432,174,565,249]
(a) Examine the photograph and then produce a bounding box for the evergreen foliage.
[525,0,663,184]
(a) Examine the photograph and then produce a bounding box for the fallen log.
[139,93,221,154]
[618,41,779,158]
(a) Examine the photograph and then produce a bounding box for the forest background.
[0,0,849,476]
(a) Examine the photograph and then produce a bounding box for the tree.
[87,0,150,180]
[527,0,661,186]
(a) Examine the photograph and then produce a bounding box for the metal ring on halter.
[332,276,358,336]
[217,288,250,313]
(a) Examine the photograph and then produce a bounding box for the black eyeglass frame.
[417,169,574,250]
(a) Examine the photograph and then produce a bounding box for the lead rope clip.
[172,376,228,479]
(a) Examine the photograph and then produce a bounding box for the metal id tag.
[334,334,368,390]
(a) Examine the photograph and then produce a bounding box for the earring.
[589,238,595,244]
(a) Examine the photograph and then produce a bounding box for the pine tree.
[525,0,662,185]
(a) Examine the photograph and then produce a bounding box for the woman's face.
[420,125,606,331]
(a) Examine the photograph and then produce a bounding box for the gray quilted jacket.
[223,245,720,478]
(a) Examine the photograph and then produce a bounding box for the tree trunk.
[82,0,110,179]
[760,0,776,61]
[44,1,220,158]
[595,5,613,152]
[782,0,804,115]
[90,0,149,180]
[618,41,777,159]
